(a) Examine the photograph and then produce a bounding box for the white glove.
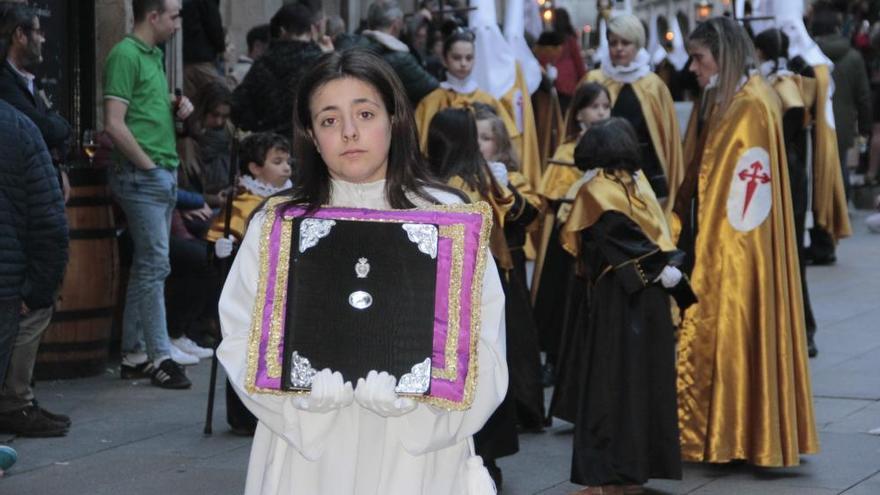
[657,265,682,288]
[487,161,509,187]
[214,235,235,259]
[354,370,417,418]
[292,368,354,413]
[546,64,558,82]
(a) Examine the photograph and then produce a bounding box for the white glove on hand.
[658,265,682,288]
[488,161,509,187]
[354,370,417,418]
[292,368,354,413]
[546,64,558,82]
[214,235,235,259]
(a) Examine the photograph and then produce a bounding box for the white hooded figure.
[667,14,689,71]
[646,11,667,67]
[468,0,517,100]
[504,0,542,95]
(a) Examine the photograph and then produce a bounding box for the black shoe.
[485,459,503,492]
[32,399,71,427]
[0,405,68,437]
[120,358,155,379]
[150,359,192,389]
[809,254,837,266]
[807,334,818,358]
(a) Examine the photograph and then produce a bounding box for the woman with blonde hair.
[673,17,819,469]
[581,13,683,204]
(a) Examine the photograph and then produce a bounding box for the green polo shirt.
[103,35,178,169]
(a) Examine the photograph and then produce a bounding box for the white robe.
[218,178,508,494]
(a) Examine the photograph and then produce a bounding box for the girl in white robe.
[217,48,508,495]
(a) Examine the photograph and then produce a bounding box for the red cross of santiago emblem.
[737,161,771,219]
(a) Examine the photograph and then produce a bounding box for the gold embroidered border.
[265,219,293,379]
[245,197,286,394]
[432,224,464,381]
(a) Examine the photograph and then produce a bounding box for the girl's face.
[204,103,231,130]
[576,91,611,132]
[688,42,719,88]
[444,41,475,80]
[309,77,392,184]
[249,147,291,188]
[608,31,638,67]
[475,119,498,162]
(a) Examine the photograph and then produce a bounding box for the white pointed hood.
[647,11,667,66]
[504,0,542,94]
[667,14,689,71]
[469,0,517,99]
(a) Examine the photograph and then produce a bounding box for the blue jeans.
[110,164,177,361]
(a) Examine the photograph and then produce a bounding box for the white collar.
[239,175,292,198]
[759,58,790,78]
[600,48,652,84]
[363,30,410,53]
[329,178,388,208]
[440,73,480,94]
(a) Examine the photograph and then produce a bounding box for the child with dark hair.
[561,117,694,495]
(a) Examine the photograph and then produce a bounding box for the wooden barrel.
[35,167,119,379]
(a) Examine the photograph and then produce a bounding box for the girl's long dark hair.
[426,107,493,196]
[288,49,452,211]
[564,82,610,142]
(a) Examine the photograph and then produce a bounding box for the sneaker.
[32,399,71,427]
[150,359,192,389]
[0,405,68,437]
[171,336,213,359]
[120,352,155,379]
[170,344,199,366]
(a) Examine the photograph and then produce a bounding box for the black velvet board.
[281,218,437,392]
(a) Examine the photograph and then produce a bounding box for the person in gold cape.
[754,28,820,358]
[580,13,683,204]
[414,30,519,158]
[425,107,525,489]
[673,17,819,468]
[532,82,610,392]
[560,118,695,494]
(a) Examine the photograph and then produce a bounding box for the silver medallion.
[355,257,370,278]
[348,290,373,310]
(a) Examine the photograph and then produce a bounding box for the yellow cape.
[676,76,819,467]
[582,70,684,209]
[810,64,851,242]
[206,191,265,242]
[560,169,675,258]
[447,175,514,271]
[414,87,520,155]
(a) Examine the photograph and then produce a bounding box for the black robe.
[569,211,683,487]
[613,85,668,199]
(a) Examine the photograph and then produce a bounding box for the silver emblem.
[395,357,432,395]
[355,258,370,278]
[348,290,373,310]
[289,351,317,389]
[299,219,336,253]
[402,224,438,259]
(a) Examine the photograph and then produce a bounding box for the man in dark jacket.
[353,1,438,106]
[0,2,71,199]
[0,99,68,436]
[0,1,72,437]
[231,3,330,137]
[813,4,873,200]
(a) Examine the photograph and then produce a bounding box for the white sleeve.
[216,211,345,461]
[389,257,508,455]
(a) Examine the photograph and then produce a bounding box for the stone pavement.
[2,211,879,494]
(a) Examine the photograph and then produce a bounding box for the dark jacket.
[816,34,873,150]
[337,31,439,106]
[182,0,226,64]
[231,39,323,137]
[0,61,71,156]
[0,100,68,309]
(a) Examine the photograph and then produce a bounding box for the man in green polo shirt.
[103,0,194,389]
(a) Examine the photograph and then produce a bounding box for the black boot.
[807,332,818,358]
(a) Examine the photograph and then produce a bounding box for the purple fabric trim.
[254,205,484,405]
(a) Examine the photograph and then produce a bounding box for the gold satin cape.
[205,191,265,242]
[582,70,684,208]
[676,76,819,467]
[447,175,515,271]
[560,169,675,259]
[414,87,520,156]
[810,64,851,241]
